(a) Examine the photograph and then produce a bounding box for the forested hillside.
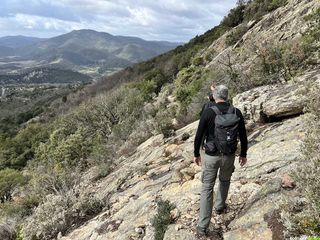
[0,0,319,239]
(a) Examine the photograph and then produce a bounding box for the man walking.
[200,82,216,115]
[194,84,248,235]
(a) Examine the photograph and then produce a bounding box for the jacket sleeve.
[237,108,248,158]
[194,109,209,157]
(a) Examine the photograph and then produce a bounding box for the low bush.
[175,66,207,109]
[252,40,307,83]
[221,2,245,28]
[0,195,38,219]
[155,109,175,138]
[303,7,320,66]
[152,200,175,240]
[192,56,204,66]
[0,169,28,203]
[244,0,287,22]
[135,79,157,100]
[0,123,51,170]
[225,25,248,46]
[21,191,104,240]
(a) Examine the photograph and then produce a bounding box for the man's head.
[212,84,228,102]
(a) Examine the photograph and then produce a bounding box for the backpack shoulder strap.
[210,106,222,115]
[227,105,236,115]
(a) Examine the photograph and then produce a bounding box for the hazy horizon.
[0,0,237,42]
[0,29,186,43]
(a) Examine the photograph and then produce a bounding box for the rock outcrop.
[205,0,320,70]
[233,70,320,129]
[59,71,317,239]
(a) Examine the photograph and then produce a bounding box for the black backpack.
[204,105,240,155]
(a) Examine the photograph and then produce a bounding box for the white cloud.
[127,7,157,26]
[0,0,238,42]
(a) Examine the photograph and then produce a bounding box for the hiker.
[200,84,216,149]
[200,83,216,116]
[199,92,215,116]
[193,84,248,236]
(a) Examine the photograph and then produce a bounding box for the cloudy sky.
[0,0,237,42]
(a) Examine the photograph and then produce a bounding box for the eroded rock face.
[233,70,320,129]
[206,0,320,72]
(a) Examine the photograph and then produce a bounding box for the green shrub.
[91,163,113,181]
[244,0,287,22]
[0,123,51,170]
[221,2,245,28]
[225,25,248,46]
[87,137,114,178]
[0,169,28,203]
[21,191,104,240]
[302,8,320,65]
[35,127,92,168]
[192,56,204,66]
[268,0,288,12]
[307,237,320,240]
[0,197,36,219]
[155,108,176,138]
[71,86,144,139]
[175,66,207,108]
[294,84,320,232]
[152,200,175,240]
[204,49,216,62]
[135,79,157,100]
[252,40,307,83]
[133,69,167,100]
[29,86,145,195]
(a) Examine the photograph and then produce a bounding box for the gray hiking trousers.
[197,153,235,230]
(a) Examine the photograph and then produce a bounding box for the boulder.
[263,84,307,119]
[233,70,320,128]
[233,85,275,128]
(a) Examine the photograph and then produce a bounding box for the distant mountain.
[0,30,181,75]
[0,36,46,48]
[0,67,91,84]
[0,46,15,57]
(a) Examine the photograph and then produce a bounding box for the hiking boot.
[196,226,208,236]
[215,205,227,215]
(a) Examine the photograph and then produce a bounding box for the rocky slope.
[1,0,317,239]
[54,0,320,238]
[57,70,319,240]
[205,0,320,74]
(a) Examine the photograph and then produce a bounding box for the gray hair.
[212,84,228,101]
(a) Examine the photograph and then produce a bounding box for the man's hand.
[239,157,247,166]
[194,156,201,166]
